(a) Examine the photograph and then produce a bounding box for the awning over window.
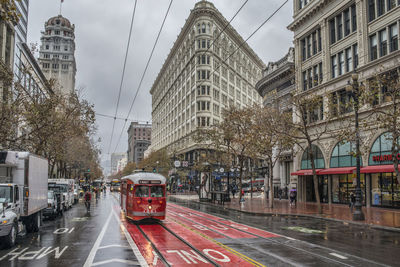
[360,165,400,173]
[291,169,322,176]
[318,167,356,175]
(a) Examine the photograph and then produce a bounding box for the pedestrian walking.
[240,188,245,202]
[349,192,356,212]
[278,188,282,200]
[289,189,297,207]
[232,184,237,198]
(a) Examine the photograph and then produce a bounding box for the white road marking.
[330,253,348,260]
[285,237,296,241]
[98,244,129,250]
[112,210,149,267]
[91,259,139,266]
[83,210,113,267]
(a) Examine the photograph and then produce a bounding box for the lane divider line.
[98,244,129,250]
[83,209,114,267]
[112,207,149,267]
[329,253,348,260]
[168,215,266,267]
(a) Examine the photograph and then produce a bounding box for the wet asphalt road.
[0,191,137,267]
[170,198,400,267]
[0,191,399,266]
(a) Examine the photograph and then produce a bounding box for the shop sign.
[372,153,400,162]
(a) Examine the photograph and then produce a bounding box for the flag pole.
[59,0,63,15]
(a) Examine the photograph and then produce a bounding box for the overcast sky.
[27,0,293,174]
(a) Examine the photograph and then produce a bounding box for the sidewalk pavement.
[169,192,400,230]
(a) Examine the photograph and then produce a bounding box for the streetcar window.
[151,186,164,197]
[135,186,149,197]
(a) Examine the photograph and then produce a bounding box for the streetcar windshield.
[151,186,164,197]
[135,185,149,197]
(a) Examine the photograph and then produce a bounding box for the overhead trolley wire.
[112,0,174,154]
[107,0,138,154]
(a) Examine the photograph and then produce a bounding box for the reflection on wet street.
[1,192,399,266]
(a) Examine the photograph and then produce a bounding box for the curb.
[168,196,400,233]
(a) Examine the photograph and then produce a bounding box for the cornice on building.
[256,47,294,97]
[288,0,332,32]
[150,0,265,95]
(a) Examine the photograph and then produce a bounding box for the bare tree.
[250,105,294,208]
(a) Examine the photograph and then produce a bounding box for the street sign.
[219,168,224,172]
[182,161,189,167]
[174,160,181,168]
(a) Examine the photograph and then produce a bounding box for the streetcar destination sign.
[139,180,161,184]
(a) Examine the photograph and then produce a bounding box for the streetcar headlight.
[148,206,152,210]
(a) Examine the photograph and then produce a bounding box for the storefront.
[291,135,400,209]
[364,132,400,208]
[292,145,327,203]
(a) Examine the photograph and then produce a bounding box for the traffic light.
[153,167,156,173]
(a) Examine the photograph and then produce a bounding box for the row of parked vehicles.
[0,151,79,248]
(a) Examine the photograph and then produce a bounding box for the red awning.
[360,165,400,173]
[318,167,356,175]
[291,169,322,176]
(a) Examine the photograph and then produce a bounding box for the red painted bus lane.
[166,214,227,240]
[139,223,215,266]
[168,210,255,239]
[167,203,279,239]
[163,218,264,267]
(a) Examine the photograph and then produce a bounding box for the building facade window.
[301,145,325,169]
[379,29,388,56]
[330,141,359,167]
[389,23,398,52]
[329,4,356,45]
[301,27,321,61]
[369,132,400,165]
[368,0,399,22]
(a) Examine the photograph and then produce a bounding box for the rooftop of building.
[46,15,74,29]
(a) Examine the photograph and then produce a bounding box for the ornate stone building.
[149,1,264,163]
[288,0,400,208]
[38,15,76,95]
[255,47,295,197]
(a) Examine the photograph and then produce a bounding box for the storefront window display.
[371,173,400,207]
[332,174,366,204]
[301,145,325,169]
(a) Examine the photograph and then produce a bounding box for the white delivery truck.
[0,151,48,248]
[48,179,74,210]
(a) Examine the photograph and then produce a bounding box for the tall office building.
[38,14,76,95]
[149,1,264,161]
[111,152,127,175]
[12,0,29,86]
[127,122,152,164]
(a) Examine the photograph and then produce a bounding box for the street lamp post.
[346,72,365,221]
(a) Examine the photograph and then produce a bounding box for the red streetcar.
[120,172,167,221]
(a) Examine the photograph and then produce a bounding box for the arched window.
[202,23,206,33]
[330,141,361,167]
[301,145,325,169]
[369,132,400,165]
